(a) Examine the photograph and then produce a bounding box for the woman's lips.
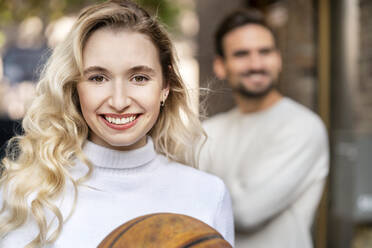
[100,113,140,130]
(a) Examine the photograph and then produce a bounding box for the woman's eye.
[88,75,105,83]
[132,75,149,83]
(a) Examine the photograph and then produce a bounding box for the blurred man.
[199,9,329,248]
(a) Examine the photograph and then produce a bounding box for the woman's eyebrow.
[127,65,156,75]
[83,66,109,75]
[83,65,156,76]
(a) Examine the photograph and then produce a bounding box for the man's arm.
[229,118,329,231]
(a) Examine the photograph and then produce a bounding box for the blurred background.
[0,0,371,247]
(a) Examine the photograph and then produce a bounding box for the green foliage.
[135,0,181,29]
[0,0,181,28]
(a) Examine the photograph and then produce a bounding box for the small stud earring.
[160,101,165,107]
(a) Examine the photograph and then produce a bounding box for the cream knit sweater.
[1,137,234,247]
[200,97,329,248]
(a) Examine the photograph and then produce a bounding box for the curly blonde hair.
[0,0,205,247]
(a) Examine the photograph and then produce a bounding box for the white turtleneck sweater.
[199,97,329,248]
[0,138,234,247]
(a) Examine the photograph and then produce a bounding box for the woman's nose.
[108,80,131,111]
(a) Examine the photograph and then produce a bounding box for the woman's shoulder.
[156,155,226,190]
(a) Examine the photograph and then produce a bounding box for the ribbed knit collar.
[233,97,288,119]
[82,136,157,170]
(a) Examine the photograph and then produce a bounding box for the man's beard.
[230,69,276,99]
[232,81,275,98]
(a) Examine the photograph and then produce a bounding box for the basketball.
[98,213,232,248]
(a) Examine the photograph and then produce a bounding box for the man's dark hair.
[215,8,277,57]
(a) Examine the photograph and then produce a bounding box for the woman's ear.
[213,56,227,80]
[161,84,170,102]
[162,66,172,101]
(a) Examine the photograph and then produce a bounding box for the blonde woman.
[0,0,234,247]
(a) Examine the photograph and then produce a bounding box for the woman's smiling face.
[77,28,169,150]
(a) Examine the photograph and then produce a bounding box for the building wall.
[197,0,244,117]
[276,0,316,109]
[352,1,372,248]
[358,0,372,133]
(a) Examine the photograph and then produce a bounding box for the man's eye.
[233,51,249,57]
[88,75,105,83]
[260,48,273,55]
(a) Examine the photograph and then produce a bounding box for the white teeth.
[105,115,137,125]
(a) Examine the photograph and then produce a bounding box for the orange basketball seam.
[108,213,161,248]
[181,234,224,248]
